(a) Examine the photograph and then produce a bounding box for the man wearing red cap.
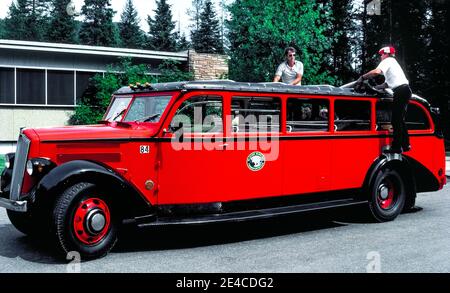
[360,46,412,153]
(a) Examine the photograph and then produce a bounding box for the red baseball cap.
[378,46,396,55]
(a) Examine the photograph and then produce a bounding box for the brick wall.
[188,50,229,80]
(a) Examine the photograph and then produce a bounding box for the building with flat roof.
[0,40,228,153]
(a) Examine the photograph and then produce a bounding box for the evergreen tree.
[188,0,204,32]
[79,0,119,47]
[191,0,224,54]
[0,19,5,38]
[47,0,78,43]
[146,0,178,51]
[362,1,428,78]
[359,2,386,72]
[176,32,191,51]
[119,0,145,49]
[322,0,358,84]
[227,0,335,84]
[4,0,50,41]
[3,0,27,40]
[422,0,450,141]
[356,0,449,145]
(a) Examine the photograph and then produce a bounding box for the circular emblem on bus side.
[247,152,266,171]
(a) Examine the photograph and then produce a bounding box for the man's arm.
[375,82,388,90]
[362,68,382,80]
[291,73,302,85]
[273,75,281,82]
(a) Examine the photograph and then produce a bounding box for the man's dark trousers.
[391,84,412,150]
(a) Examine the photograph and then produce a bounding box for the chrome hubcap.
[86,209,106,234]
[379,184,389,200]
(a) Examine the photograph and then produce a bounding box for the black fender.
[361,154,416,200]
[0,167,12,196]
[402,155,441,193]
[32,160,153,218]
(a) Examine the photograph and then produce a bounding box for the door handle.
[218,143,229,149]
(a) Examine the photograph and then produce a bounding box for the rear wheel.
[368,168,406,222]
[52,182,119,260]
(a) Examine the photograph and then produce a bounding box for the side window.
[406,103,430,130]
[231,96,280,133]
[376,101,430,130]
[376,101,392,131]
[170,95,223,133]
[334,100,371,131]
[286,98,329,132]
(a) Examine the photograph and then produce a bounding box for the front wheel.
[52,182,119,260]
[368,168,406,222]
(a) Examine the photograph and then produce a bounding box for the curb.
[446,156,450,177]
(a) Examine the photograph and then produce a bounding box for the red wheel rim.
[73,198,111,245]
[377,179,396,210]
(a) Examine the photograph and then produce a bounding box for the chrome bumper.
[0,193,28,212]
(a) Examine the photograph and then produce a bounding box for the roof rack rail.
[195,79,236,83]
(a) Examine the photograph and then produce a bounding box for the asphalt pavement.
[0,184,449,273]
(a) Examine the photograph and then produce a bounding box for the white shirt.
[275,61,304,85]
[376,57,409,89]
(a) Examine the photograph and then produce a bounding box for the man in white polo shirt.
[361,46,412,154]
[273,47,304,85]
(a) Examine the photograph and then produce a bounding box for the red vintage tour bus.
[0,80,446,259]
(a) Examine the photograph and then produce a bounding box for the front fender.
[33,160,152,218]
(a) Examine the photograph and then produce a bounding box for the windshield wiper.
[109,108,126,122]
[135,113,161,122]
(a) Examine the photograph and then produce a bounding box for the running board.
[137,198,367,227]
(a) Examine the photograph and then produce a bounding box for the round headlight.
[4,153,14,169]
[4,157,10,169]
[26,160,34,176]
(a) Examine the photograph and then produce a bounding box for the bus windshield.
[104,95,172,123]
[123,95,172,123]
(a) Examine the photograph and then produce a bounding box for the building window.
[334,100,371,131]
[76,71,97,104]
[47,70,75,105]
[0,67,14,104]
[17,68,45,105]
[286,98,329,132]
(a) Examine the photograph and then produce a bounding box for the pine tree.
[362,1,428,76]
[79,0,119,47]
[356,0,449,144]
[4,0,27,40]
[320,0,358,84]
[188,0,204,32]
[422,0,450,141]
[47,0,78,43]
[0,19,5,38]
[227,0,335,84]
[176,32,191,51]
[146,0,178,51]
[4,0,50,41]
[119,0,145,49]
[191,0,224,54]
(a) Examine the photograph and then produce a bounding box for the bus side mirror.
[169,121,184,133]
